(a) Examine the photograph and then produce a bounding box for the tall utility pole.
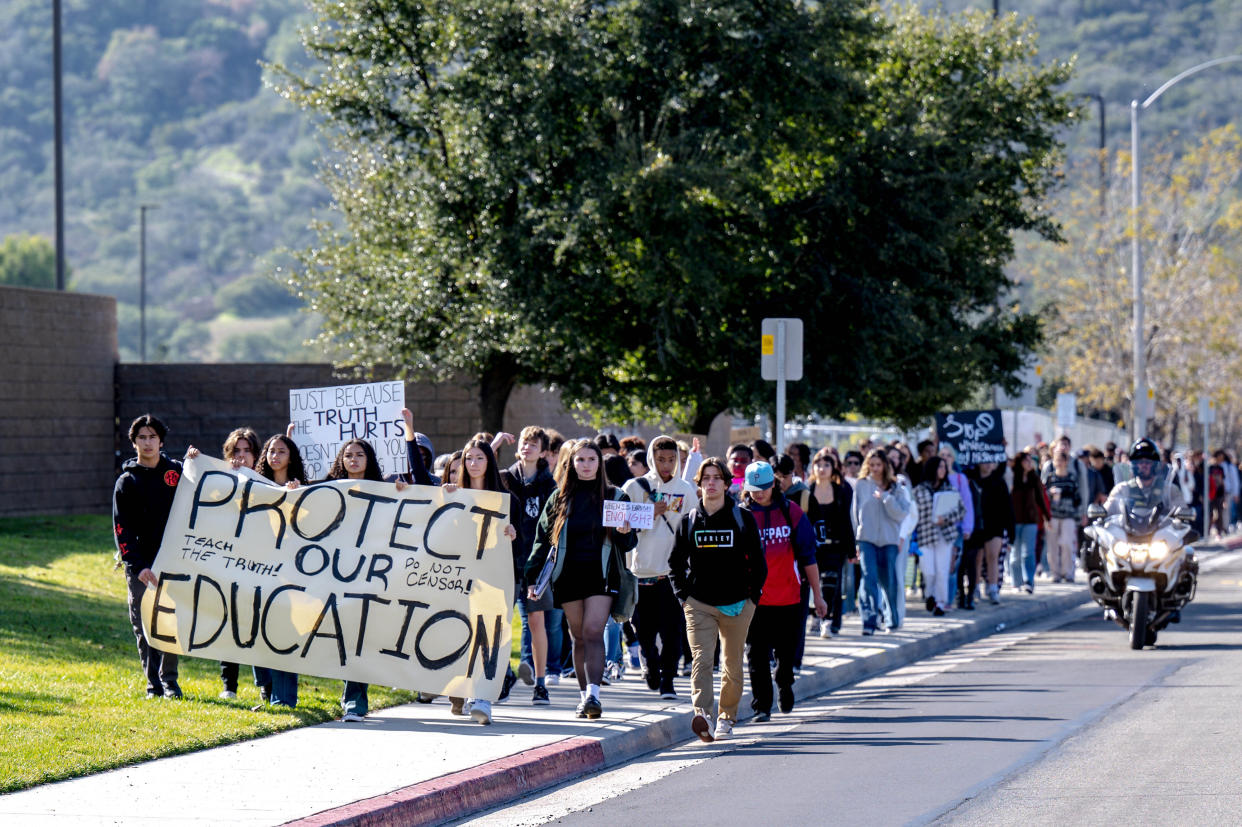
[53,0,65,290]
[139,205,156,362]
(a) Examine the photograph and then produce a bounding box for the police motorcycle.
[1082,439,1199,650]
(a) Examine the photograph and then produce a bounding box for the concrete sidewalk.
[2,576,1115,827]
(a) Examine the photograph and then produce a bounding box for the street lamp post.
[1129,55,1242,439]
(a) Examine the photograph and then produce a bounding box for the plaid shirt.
[914,481,965,548]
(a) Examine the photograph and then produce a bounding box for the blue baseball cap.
[743,461,775,492]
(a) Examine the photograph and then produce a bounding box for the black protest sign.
[935,409,1007,465]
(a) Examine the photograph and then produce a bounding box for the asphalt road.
[464,552,1242,826]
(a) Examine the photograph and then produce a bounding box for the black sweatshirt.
[669,499,767,607]
[500,461,557,580]
[112,454,183,572]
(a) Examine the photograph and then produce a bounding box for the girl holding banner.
[525,440,636,720]
[253,433,308,708]
[442,438,520,725]
[323,438,410,722]
[218,427,262,702]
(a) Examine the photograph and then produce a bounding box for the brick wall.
[0,286,118,516]
[114,365,487,472]
[0,283,732,518]
[114,368,734,482]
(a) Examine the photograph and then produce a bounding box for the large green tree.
[0,233,58,288]
[277,0,1074,433]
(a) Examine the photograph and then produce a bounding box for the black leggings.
[817,549,848,632]
[956,542,980,606]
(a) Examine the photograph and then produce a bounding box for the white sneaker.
[342,712,364,722]
[470,699,492,725]
[713,718,734,740]
[819,625,832,639]
[219,690,237,700]
[692,712,714,743]
[545,673,561,686]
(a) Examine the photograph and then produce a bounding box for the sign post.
[761,318,803,454]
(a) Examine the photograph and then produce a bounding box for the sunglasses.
[844,460,861,466]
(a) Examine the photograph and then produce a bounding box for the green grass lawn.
[0,515,520,793]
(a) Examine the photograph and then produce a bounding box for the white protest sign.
[1056,392,1077,429]
[289,381,407,481]
[140,455,514,700]
[602,500,655,530]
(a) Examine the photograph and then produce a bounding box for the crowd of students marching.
[113,413,1240,744]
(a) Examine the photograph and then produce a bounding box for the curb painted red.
[286,737,604,827]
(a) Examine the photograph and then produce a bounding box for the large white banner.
[141,455,514,700]
[289,380,408,481]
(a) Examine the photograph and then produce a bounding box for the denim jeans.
[253,665,272,692]
[1010,523,1038,588]
[543,607,566,675]
[269,669,299,707]
[945,535,964,606]
[604,616,622,665]
[342,680,368,716]
[842,562,857,614]
[521,603,565,676]
[858,541,901,631]
[894,547,909,627]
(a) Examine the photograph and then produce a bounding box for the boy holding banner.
[113,414,184,699]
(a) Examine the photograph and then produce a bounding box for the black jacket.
[500,461,557,579]
[974,470,1015,543]
[669,499,767,607]
[112,454,183,572]
[524,487,638,588]
[806,480,855,568]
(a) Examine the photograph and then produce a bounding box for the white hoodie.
[622,435,699,578]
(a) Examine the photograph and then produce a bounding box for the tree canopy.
[278,0,1075,433]
[0,234,58,288]
[1030,126,1242,448]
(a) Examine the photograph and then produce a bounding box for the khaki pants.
[683,596,756,723]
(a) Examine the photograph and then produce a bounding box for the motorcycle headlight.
[1149,540,1170,561]
[1112,542,1130,558]
[1130,546,1148,565]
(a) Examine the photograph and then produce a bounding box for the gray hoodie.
[850,476,912,548]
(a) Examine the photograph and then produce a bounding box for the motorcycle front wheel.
[1129,591,1150,650]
